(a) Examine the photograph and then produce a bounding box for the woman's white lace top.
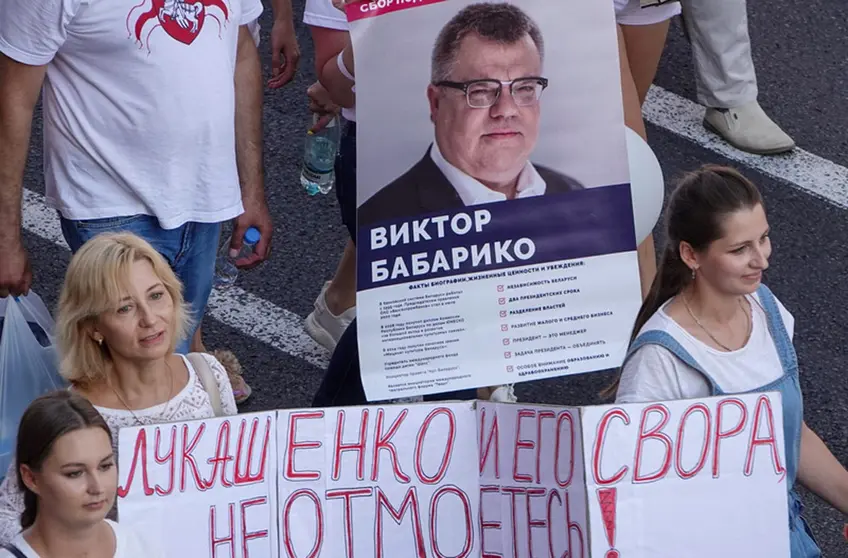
[0,353,237,544]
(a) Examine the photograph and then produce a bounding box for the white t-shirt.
[303,0,356,122]
[0,520,162,558]
[0,0,263,230]
[616,291,795,404]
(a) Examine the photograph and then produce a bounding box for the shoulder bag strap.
[186,353,224,417]
[2,543,29,558]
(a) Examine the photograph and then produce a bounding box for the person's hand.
[230,199,274,269]
[0,240,32,298]
[268,18,301,89]
[307,81,340,132]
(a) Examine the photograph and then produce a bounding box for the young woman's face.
[697,203,772,295]
[23,427,116,527]
[95,258,175,361]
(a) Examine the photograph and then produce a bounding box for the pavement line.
[21,189,331,369]
[644,85,848,210]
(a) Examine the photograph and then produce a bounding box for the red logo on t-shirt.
[129,0,230,49]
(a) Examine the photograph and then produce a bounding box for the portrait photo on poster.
[350,0,643,401]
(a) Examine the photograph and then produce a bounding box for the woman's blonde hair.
[56,232,192,388]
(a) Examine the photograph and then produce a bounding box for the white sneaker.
[304,281,356,352]
[704,101,795,155]
[488,384,517,403]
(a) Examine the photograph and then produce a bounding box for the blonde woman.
[0,232,238,544]
[1,391,161,557]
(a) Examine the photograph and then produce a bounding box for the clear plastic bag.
[0,292,66,479]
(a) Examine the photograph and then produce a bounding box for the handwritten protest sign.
[583,392,790,557]
[477,402,588,558]
[349,0,643,401]
[277,402,480,557]
[117,412,278,557]
[117,394,790,557]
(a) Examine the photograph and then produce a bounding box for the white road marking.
[20,190,331,369]
[644,86,848,210]
[18,86,847,369]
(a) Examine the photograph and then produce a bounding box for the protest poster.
[582,392,790,557]
[117,412,278,557]
[276,401,481,557]
[477,401,588,558]
[348,0,643,401]
[116,394,790,557]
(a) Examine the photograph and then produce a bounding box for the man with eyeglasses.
[358,2,583,229]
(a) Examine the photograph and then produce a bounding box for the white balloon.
[625,127,665,243]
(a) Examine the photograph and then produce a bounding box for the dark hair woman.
[604,165,848,557]
[0,391,159,558]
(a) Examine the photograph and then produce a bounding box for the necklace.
[109,359,175,426]
[682,294,751,352]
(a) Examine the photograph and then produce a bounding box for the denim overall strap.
[624,329,723,395]
[755,284,803,486]
[755,285,820,557]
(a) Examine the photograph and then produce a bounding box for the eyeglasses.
[433,77,548,108]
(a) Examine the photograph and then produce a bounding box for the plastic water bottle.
[214,227,261,288]
[300,114,340,195]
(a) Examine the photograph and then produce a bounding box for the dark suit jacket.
[358,145,584,228]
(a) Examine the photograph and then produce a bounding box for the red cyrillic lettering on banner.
[205,420,234,490]
[153,425,176,496]
[284,411,324,481]
[414,408,455,484]
[674,403,711,480]
[234,416,272,486]
[429,486,473,558]
[209,503,236,558]
[117,428,153,498]
[501,486,527,557]
[512,410,536,483]
[372,408,411,483]
[478,408,500,479]
[479,485,503,558]
[332,409,369,482]
[547,490,585,558]
[591,408,630,486]
[180,423,206,492]
[525,487,547,556]
[326,487,373,558]
[282,489,324,558]
[713,398,747,478]
[375,487,426,558]
[745,395,786,478]
[633,404,673,484]
[555,412,575,488]
[535,410,556,484]
[240,497,269,557]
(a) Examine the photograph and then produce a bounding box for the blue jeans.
[60,214,222,354]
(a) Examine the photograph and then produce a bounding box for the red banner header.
[346,0,447,22]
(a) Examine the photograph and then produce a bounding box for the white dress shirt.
[429,141,547,205]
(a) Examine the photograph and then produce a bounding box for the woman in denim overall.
[604,165,848,557]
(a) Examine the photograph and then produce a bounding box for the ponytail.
[599,242,691,399]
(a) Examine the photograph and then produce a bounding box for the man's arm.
[268,0,301,88]
[0,53,44,296]
[232,24,273,267]
[311,26,355,109]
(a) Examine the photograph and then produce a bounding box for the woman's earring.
[94,335,103,346]
[691,268,696,280]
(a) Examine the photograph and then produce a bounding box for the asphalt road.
[16,1,848,554]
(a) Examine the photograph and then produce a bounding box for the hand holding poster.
[117,394,791,557]
[349,0,643,401]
